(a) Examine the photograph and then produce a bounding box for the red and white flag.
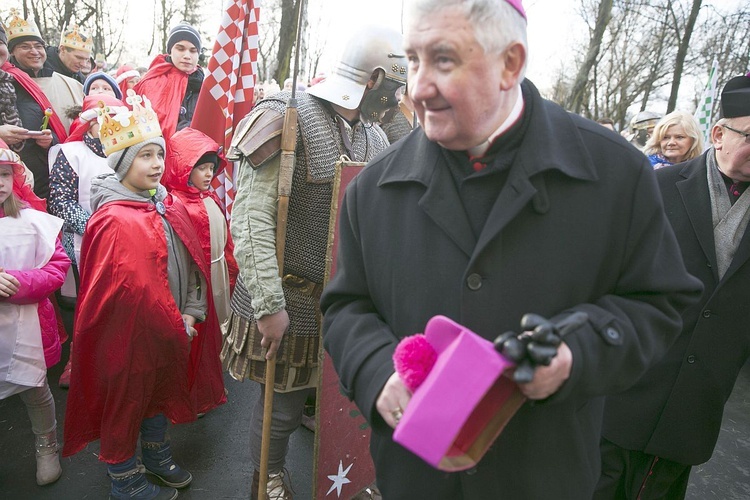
[192,0,260,217]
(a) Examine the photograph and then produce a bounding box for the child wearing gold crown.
[61,92,225,499]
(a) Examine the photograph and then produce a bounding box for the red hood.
[164,127,228,193]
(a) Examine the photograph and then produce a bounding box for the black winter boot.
[141,440,192,489]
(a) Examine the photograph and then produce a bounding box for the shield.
[313,157,376,499]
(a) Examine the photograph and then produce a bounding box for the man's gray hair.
[405,0,528,79]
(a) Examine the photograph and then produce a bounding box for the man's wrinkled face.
[11,41,46,71]
[170,41,199,74]
[713,116,750,182]
[59,46,91,73]
[404,5,520,151]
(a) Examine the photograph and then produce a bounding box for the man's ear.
[367,69,385,90]
[711,124,725,150]
[499,42,526,91]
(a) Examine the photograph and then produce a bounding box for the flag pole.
[259,0,305,498]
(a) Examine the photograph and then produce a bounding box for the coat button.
[605,327,620,341]
[687,354,696,364]
[465,466,478,475]
[706,261,712,268]
[467,273,482,291]
[702,310,711,318]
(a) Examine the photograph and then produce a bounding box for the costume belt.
[282,273,323,298]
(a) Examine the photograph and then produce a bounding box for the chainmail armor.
[224,91,390,390]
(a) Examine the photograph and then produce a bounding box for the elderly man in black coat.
[596,74,750,500]
[320,0,702,498]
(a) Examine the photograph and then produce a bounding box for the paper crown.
[392,316,526,472]
[60,23,93,53]
[97,90,162,156]
[5,8,43,44]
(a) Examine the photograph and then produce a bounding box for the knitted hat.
[108,137,166,181]
[720,73,750,119]
[195,152,219,172]
[83,71,122,99]
[167,23,201,53]
[115,64,139,84]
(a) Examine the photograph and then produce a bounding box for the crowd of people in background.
[1,0,750,499]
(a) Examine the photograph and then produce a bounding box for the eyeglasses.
[16,43,45,52]
[722,124,750,144]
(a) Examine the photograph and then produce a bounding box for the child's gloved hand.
[0,268,20,298]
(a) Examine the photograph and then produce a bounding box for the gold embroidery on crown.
[60,23,93,53]
[97,90,163,156]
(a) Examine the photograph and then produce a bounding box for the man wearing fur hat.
[134,22,204,140]
[2,10,82,198]
[597,73,750,499]
[223,24,405,499]
[44,24,92,84]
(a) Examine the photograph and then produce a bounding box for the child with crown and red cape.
[62,91,225,500]
[0,139,71,486]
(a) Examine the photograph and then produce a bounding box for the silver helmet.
[628,110,662,147]
[307,25,407,120]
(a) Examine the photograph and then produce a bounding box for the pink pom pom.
[393,334,438,392]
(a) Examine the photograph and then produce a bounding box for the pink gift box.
[393,315,526,471]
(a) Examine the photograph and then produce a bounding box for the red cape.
[1,61,68,142]
[62,193,225,463]
[133,55,187,140]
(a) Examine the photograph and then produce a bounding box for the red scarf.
[1,61,68,142]
[133,55,188,139]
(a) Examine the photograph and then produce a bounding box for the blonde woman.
[644,110,704,169]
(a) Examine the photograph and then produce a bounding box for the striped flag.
[192,0,260,217]
[694,57,718,149]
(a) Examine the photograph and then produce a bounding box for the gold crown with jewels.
[60,23,93,53]
[5,8,43,44]
[97,90,162,156]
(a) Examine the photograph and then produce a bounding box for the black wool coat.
[603,152,750,466]
[321,80,702,499]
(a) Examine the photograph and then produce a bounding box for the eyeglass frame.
[722,124,750,144]
[14,42,46,52]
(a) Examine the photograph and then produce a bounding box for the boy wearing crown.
[62,92,226,499]
[44,24,92,84]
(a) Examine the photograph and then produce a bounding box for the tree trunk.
[666,0,703,113]
[274,0,302,86]
[566,0,614,113]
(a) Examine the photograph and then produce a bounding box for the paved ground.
[1,306,748,499]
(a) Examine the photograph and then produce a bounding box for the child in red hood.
[165,127,238,326]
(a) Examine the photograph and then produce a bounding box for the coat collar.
[377,79,599,189]
[375,80,599,259]
[676,152,719,280]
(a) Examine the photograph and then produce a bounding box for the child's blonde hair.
[2,191,24,218]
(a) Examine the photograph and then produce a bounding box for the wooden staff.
[258,0,305,498]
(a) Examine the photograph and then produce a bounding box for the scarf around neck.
[706,148,750,278]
